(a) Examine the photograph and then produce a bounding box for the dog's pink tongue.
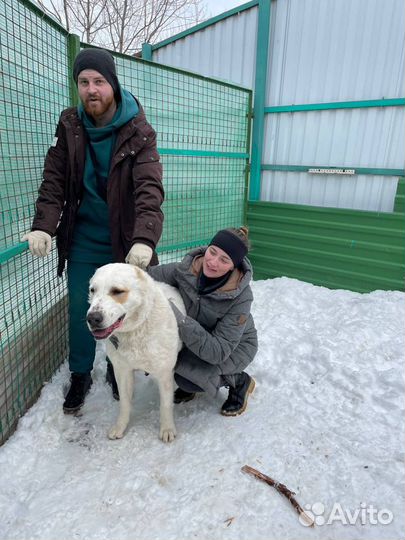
[93,327,113,339]
[92,317,123,340]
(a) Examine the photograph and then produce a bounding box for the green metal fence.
[0,0,252,444]
[247,179,405,293]
[109,47,251,258]
[0,0,71,446]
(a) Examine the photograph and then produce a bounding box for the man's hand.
[21,231,52,257]
[125,243,153,269]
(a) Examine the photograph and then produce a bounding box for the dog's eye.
[111,288,126,295]
[90,287,95,294]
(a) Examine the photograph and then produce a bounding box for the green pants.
[67,261,107,373]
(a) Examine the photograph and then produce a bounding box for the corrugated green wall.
[247,180,405,293]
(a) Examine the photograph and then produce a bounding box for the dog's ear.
[132,265,147,282]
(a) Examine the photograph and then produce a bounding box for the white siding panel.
[261,171,398,212]
[262,107,405,211]
[267,0,405,104]
[154,7,258,88]
[263,108,405,168]
[153,0,404,211]
[263,0,405,214]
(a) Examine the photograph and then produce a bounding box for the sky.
[204,0,247,18]
[33,0,249,50]
[1,276,404,540]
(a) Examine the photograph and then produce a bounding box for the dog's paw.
[160,425,176,443]
[108,425,126,439]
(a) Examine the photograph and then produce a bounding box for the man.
[22,48,164,413]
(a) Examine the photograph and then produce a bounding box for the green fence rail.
[0,0,252,444]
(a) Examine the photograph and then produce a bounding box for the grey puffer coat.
[148,247,258,396]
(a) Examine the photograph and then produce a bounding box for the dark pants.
[174,373,204,393]
[174,370,239,394]
[67,261,102,373]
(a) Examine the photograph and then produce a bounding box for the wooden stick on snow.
[241,465,315,527]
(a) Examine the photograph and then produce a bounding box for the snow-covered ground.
[1,277,404,540]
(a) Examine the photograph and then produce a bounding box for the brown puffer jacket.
[32,100,164,276]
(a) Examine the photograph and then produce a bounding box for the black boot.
[63,373,93,414]
[174,388,196,404]
[221,372,255,416]
[106,360,119,401]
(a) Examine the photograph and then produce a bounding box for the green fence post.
[249,0,271,201]
[67,34,81,106]
[244,92,253,225]
[142,43,153,61]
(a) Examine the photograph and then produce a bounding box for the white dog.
[86,263,185,442]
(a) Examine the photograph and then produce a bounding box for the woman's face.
[203,245,234,278]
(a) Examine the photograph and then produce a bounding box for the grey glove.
[21,230,52,257]
[169,299,186,325]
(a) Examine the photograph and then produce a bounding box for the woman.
[148,227,258,416]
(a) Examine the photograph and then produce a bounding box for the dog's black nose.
[87,311,103,327]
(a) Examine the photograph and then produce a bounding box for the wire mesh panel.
[1,253,68,442]
[112,53,251,260]
[162,157,247,255]
[0,1,70,249]
[0,0,70,443]
[0,1,251,445]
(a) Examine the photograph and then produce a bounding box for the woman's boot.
[221,372,255,416]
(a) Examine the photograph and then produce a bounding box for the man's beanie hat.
[209,229,248,267]
[73,48,119,96]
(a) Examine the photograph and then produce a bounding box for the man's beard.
[84,95,115,119]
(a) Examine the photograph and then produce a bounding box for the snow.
[1,277,404,539]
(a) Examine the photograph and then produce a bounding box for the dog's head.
[86,263,149,340]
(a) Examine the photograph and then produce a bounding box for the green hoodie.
[70,87,139,264]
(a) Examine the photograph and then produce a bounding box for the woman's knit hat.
[209,229,248,267]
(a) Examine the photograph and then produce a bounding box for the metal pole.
[249,0,271,201]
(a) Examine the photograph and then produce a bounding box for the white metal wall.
[153,6,258,89]
[267,0,404,105]
[151,0,405,212]
[262,107,404,211]
[263,0,405,211]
